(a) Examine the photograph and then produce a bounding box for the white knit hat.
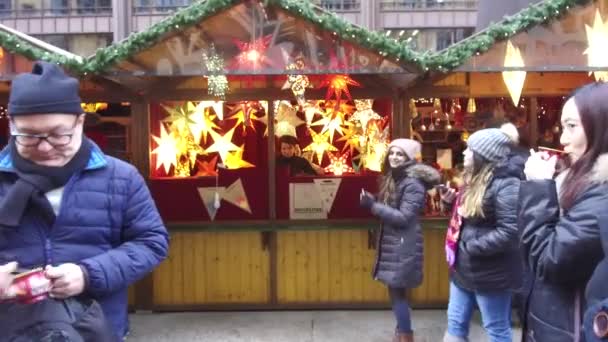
[388,139,421,161]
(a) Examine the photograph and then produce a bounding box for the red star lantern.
[231,35,272,71]
[324,152,354,176]
[319,75,361,105]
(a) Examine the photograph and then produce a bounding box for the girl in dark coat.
[441,123,523,342]
[360,138,440,342]
[520,82,608,342]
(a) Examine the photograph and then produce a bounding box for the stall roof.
[0,24,84,74]
[426,0,599,73]
[83,0,424,78]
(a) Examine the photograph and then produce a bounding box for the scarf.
[0,138,92,227]
[445,189,464,269]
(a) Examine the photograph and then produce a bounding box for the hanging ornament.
[502,40,526,106]
[461,131,470,142]
[324,152,354,176]
[231,35,272,71]
[433,98,442,111]
[337,122,364,155]
[282,59,311,106]
[302,101,324,128]
[584,9,608,82]
[190,102,220,144]
[466,98,477,114]
[228,101,263,135]
[202,44,229,99]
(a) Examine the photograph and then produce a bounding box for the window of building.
[385,27,474,51]
[380,0,478,11]
[0,0,112,16]
[133,0,194,13]
[314,0,361,11]
[35,33,112,56]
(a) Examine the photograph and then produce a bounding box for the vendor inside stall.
[276,135,322,176]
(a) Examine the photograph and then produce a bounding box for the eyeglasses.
[11,116,81,148]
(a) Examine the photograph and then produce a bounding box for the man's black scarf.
[0,138,92,227]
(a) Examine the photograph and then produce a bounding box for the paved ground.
[127,310,522,341]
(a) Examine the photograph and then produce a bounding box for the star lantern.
[324,152,354,176]
[502,40,526,106]
[282,59,311,106]
[273,101,305,137]
[231,35,272,71]
[319,74,361,105]
[206,126,240,163]
[584,9,608,82]
[224,146,255,170]
[228,101,263,136]
[337,122,364,155]
[151,123,179,175]
[195,155,219,177]
[302,129,337,164]
[349,99,382,135]
[302,101,324,128]
[162,103,196,133]
[190,102,220,144]
[311,101,350,143]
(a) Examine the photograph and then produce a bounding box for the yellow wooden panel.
[277,230,388,304]
[434,72,467,86]
[409,229,450,306]
[152,232,270,305]
[127,285,135,307]
[470,72,591,97]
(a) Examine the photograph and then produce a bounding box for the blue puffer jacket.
[0,142,169,338]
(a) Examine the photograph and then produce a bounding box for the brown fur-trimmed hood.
[590,153,608,184]
[406,163,442,189]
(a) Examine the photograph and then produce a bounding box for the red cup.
[4,268,51,304]
[538,146,566,158]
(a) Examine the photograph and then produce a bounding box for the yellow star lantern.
[224,145,255,169]
[349,99,382,135]
[337,122,363,155]
[502,40,526,106]
[190,102,219,144]
[324,152,354,176]
[319,74,361,104]
[151,123,179,174]
[195,156,219,177]
[206,126,240,163]
[162,103,196,132]
[584,9,608,82]
[302,101,323,128]
[274,101,305,137]
[302,129,337,164]
[312,104,348,143]
[197,101,224,120]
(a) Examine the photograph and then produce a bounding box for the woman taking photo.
[519,82,608,342]
[441,123,523,342]
[360,138,440,342]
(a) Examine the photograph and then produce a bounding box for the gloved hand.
[360,190,376,209]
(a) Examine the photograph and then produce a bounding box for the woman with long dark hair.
[360,139,440,342]
[441,124,523,342]
[519,82,608,341]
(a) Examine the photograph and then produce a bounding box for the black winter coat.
[451,157,524,292]
[370,163,440,288]
[519,154,608,342]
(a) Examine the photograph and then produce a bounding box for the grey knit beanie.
[467,124,518,162]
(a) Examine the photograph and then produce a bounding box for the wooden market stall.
[407,0,605,167]
[80,0,457,311]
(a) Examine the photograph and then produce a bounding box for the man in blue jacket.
[0,61,169,340]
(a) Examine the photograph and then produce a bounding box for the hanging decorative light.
[466,98,477,114]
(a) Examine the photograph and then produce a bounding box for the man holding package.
[0,61,169,341]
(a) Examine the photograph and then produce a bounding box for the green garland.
[0,30,85,73]
[84,0,424,74]
[0,0,596,75]
[427,0,593,72]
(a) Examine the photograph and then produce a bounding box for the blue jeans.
[388,287,412,333]
[447,281,512,342]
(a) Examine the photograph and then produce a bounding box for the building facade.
[0,0,477,55]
